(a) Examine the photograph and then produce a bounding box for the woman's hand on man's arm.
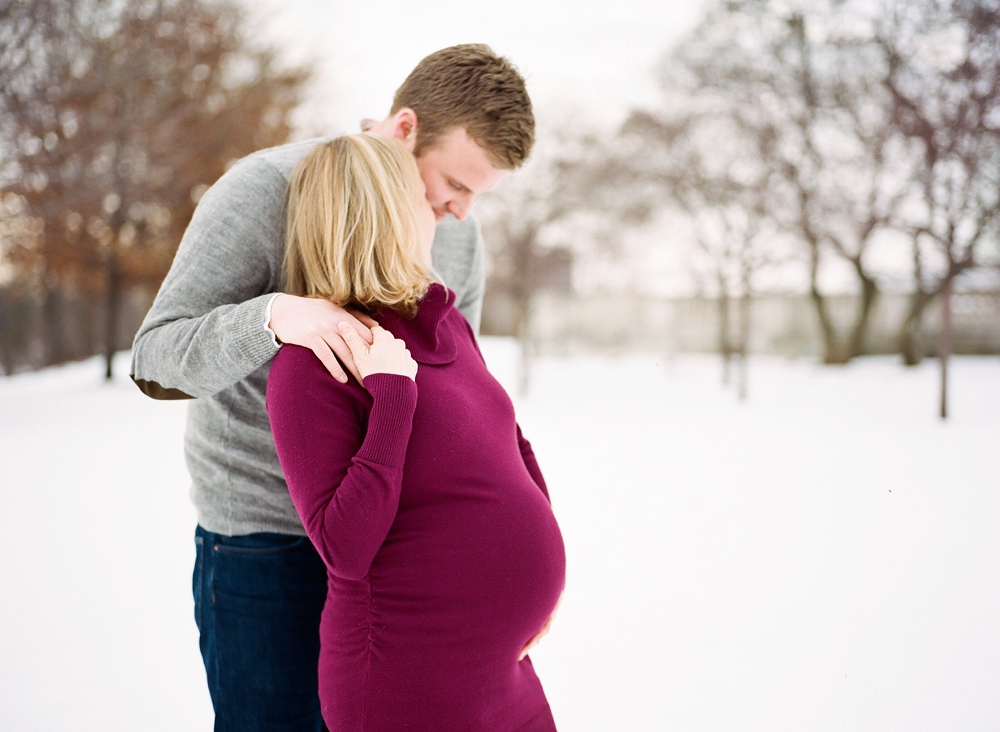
[268,294,378,384]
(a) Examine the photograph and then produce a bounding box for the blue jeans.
[193,526,329,732]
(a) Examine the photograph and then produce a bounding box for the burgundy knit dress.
[266,284,566,732]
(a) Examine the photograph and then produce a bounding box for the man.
[130,44,534,732]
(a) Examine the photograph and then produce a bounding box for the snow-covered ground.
[1,344,998,732]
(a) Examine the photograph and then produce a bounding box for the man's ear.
[390,108,419,151]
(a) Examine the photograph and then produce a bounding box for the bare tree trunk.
[938,276,953,420]
[718,289,731,385]
[901,236,930,366]
[807,247,846,364]
[517,339,533,396]
[103,248,120,380]
[847,272,878,359]
[0,285,34,375]
[810,283,845,364]
[81,294,102,358]
[737,291,751,400]
[899,288,935,366]
[42,277,71,366]
[513,293,532,396]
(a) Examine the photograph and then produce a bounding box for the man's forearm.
[129,154,289,399]
[131,293,279,399]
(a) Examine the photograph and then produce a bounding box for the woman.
[266,134,565,732]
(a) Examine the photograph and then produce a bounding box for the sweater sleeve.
[266,345,418,580]
[130,156,288,399]
[516,424,550,502]
[454,216,485,335]
[431,215,485,335]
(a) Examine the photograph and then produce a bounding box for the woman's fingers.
[334,322,370,382]
[338,322,370,359]
[341,310,374,344]
[337,322,417,382]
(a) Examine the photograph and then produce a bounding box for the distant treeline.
[0,0,309,377]
[0,281,152,375]
[3,0,999,419]
[476,0,1000,417]
[490,290,1000,359]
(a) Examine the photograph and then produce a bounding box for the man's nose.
[448,197,472,221]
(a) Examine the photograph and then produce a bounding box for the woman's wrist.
[356,374,418,466]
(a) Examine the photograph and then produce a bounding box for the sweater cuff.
[356,373,418,466]
[263,293,282,348]
[232,294,282,366]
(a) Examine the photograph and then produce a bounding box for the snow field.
[514,351,1000,732]
[0,344,998,731]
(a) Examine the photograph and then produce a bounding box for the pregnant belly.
[368,483,566,657]
[319,482,564,731]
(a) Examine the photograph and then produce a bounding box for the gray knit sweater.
[130,137,485,536]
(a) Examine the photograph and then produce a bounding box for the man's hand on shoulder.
[269,295,376,384]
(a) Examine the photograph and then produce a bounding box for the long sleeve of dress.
[266,345,418,580]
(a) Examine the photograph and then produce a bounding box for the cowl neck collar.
[374,283,458,365]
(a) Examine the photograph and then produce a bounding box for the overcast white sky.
[245,0,706,136]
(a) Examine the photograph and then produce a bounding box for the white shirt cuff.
[264,293,281,348]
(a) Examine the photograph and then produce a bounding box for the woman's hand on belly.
[518,593,561,661]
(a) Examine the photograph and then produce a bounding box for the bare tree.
[620,0,998,416]
[1,0,308,377]
[622,107,780,397]
[878,0,1000,417]
[689,203,772,399]
[632,0,914,364]
[477,131,618,393]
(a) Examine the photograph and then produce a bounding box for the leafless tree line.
[476,128,637,392]
[612,0,1000,416]
[476,2,998,413]
[0,0,308,377]
[2,0,997,420]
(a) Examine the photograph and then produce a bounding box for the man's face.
[415,127,510,221]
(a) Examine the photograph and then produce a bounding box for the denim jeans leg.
[193,526,329,732]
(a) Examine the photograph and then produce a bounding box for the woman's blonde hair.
[284,134,430,316]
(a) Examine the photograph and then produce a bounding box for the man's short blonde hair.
[284,134,430,316]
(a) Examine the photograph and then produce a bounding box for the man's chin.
[433,211,449,222]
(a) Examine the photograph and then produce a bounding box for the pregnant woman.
[266,134,565,732]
